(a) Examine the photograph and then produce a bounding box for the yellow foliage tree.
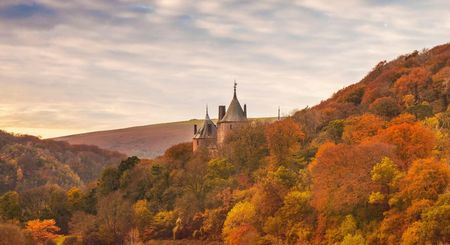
[223,201,256,241]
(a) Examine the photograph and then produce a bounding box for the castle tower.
[193,106,217,152]
[217,82,248,145]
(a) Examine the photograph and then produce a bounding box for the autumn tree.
[368,157,403,205]
[26,219,60,244]
[264,191,315,243]
[342,113,385,144]
[369,97,401,119]
[163,142,192,169]
[144,210,178,239]
[265,118,305,167]
[310,142,395,214]
[399,158,450,202]
[0,191,21,220]
[394,67,431,97]
[66,187,84,212]
[20,185,71,233]
[0,223,28,245]
[417,193,450,243]
[322,119,345,143]
[376,122,435,166]
[96,192,132,244]
[228,224,259,245]
[223,123,268,174]
[68,211,97,240]
[97,167,120,195]
[325,215,360,244]
[133,200,152,235]
[389,113,417,125]
[223,201,256,242]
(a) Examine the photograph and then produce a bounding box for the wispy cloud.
[0,0,449,137]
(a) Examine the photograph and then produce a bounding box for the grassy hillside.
[53,120,202,159]
[54,118,276,159]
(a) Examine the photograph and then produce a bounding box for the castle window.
[207,124,212,135]
[230,125,232,129]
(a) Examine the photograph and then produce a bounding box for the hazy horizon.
[1,0,449,138]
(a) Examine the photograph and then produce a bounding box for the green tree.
[369,97,401,119]
[118,156,140,175]
[0,191,21,220]
[97,167,120,195]
[323,119,345,143]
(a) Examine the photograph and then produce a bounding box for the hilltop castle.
[193,83,248,152]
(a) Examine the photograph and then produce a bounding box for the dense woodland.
[1,43,449,245]
[0,131,125,192]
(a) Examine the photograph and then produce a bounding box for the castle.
[193,83,248,152]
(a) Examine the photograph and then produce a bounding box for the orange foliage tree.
[399,158,450,202]
[394,67,431,97]
[342,113,385,144]
[265,118,305,166]
[375,122,435,167]
[309,142,395,214]
[227,224,259,245]
[26,219,60,244]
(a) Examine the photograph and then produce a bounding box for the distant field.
[53,120,201,159]
[54,118,276,159]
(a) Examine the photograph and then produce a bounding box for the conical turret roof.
[221,83,247,122]
[194,107,217,139]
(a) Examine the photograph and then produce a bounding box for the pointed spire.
[205,104,210,119]
[278,106,281,120]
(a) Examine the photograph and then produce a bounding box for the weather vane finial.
[234,80,237,96]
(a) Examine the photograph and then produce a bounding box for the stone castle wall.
[216,121,248,145]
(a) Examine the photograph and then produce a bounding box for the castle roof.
[220,83,247,122]
[193,107,217,139]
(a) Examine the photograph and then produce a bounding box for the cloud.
[0,0,449,137]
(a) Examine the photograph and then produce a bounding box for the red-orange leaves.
[310,142,395,214]
[265,118,305,166]
[342,113,385,144]
[400,158,450,202]
[376,122,435,166]
[394,67,431,96]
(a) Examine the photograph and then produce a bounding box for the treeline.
[0,43,449,244]
[2,109,448,244]
[0,131,125,194]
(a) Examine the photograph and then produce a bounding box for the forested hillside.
[1,43,449,245]
[0,130,125,194]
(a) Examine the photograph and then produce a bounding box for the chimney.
[244,104,247,117]
[218,105,226,120]
[194,124,197,134]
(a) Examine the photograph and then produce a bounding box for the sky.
[0,0,449,138]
